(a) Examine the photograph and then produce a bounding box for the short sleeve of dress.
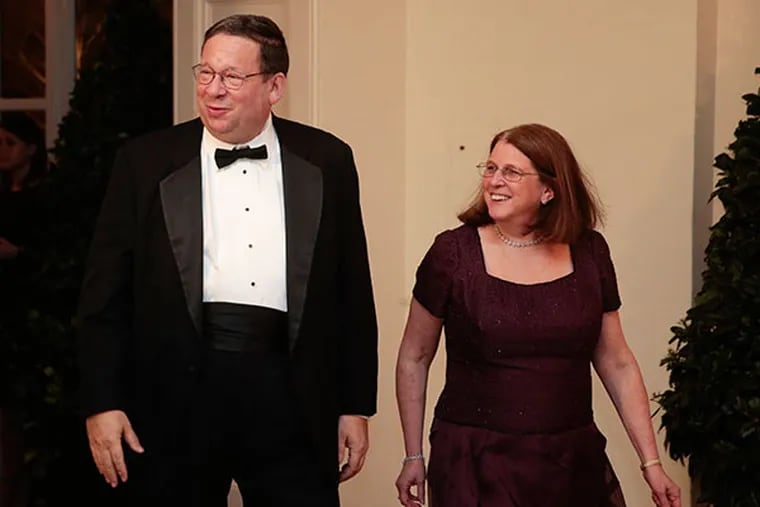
[412,229,460,319]
[588,230,622,312]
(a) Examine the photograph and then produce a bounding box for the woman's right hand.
[395,459,426,506]
[643,465,681,507]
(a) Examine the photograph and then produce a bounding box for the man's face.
[196,33,285,144]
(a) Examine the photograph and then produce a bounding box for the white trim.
[45,0,76,145]
[173,0,202,123]
[0,98,47,110]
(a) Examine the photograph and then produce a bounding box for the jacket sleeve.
[335,143,378,417]
[77,147,136,418]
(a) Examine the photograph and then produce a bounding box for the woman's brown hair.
[458,123,603,244]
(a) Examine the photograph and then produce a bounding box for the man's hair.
[203,14,289,76]
[458,123,603,244]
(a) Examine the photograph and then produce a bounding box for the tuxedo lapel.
[160,156,203,336]
[155,117,323,346]
[281,147,323,352]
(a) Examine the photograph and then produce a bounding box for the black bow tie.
[214,145,268,168]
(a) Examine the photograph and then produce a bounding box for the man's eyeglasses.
[476,162,541,183]
[191,64,267,90]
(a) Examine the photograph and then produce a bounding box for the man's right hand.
[85,409,144,487]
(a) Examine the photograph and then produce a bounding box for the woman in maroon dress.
[395,124,681,507]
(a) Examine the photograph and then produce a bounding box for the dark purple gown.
[413,225,627,507]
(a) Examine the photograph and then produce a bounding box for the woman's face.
[0,128,35,173]
[481,141,553,226]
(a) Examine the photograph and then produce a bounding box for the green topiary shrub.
[657,68,760,507]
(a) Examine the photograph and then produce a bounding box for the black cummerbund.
[203,302,287,353]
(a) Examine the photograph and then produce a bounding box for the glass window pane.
[0,0,46,98]
[75,0,173,70]
[76,0,108,71]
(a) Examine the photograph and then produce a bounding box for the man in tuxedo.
[77,14,377,507]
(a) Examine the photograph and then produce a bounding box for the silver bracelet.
[402,453,424,464]
[640,458,661,470]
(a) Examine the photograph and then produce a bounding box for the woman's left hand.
[643,464,681,507]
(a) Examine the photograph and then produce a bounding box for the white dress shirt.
[201,114,287,311]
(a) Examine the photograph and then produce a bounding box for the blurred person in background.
[0,110,50,507]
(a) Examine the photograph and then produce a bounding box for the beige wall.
[312,1,408,505]
[713,0,760,223]
[694,0,760,283]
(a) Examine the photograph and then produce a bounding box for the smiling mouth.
[490,193,511,201]
[205,106,230,117]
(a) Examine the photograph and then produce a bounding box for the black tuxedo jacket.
[77,116,378,481]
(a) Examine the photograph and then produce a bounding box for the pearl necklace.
[493,224,545,248]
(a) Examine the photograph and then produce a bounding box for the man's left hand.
[337,415,369,482]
